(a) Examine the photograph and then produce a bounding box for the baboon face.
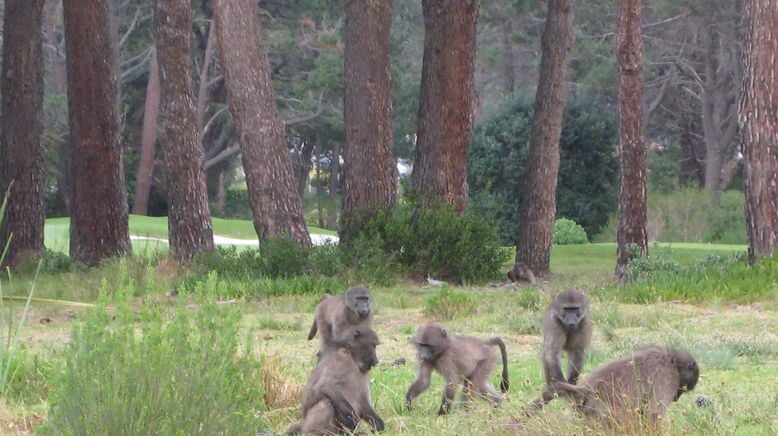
[413,324,449,362]
[673,351,700,399]
[343,328,380,372]
[345,285,372,318]
[554,289,588,333]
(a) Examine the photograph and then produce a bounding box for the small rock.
[39,317,52,325]
[167,289,179,297]
[263,335,273,341]
[695,394,712,407]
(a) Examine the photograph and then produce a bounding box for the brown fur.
[308,285,373,356]
[288,327,384,435]
[542,289,592,388]
[507,261,537,284]
[539,347,699,424]
[405,324,510,415]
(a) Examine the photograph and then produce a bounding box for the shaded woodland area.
[0,0,776,277]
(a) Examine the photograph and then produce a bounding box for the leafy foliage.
[468,95,618,243]
[424,286,476,320]
[553,218,589,245]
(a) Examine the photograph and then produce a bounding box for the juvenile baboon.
[507,261,537,284]
[539,347,699,424]
[288,327,384,435]
[542,289,592,387]
[308,285,373,355]
[405,324,510,415]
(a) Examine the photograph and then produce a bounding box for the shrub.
[44,299,265,435]
[553,218,589,245]
[468,95,618,243]
[259,233,310,278]
[341,234,401,287]
[424,286,476,320]
[516,287,544,310]
[624,244,682,282]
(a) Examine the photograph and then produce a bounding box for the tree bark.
[411,0,479,213]
[341,0,396,242]
[739,0,778,261]
[63,0,131,265]
[614,0,648,282]
[513,0,576,276]
[131,49,160,216]
[155,0,215,260]
[0,0,47,268]
[327,141,341,230]
[212,0,311,246]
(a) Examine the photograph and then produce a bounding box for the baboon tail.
[307,319,318,340]
[489,337,510,392]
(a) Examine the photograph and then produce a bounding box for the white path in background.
[130,233,339,246]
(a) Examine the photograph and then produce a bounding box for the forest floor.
[2,238,777,435]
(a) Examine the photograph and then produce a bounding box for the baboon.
[507,261,537,284]
[308,285,373,355]
[539,347,699,424]
[288,327,384,435]
[542,289,592,388]
[405,324,510,415]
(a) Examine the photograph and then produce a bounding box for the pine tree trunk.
[739,0,778,261]
[155,0,215,260]
[341,0,396,242]
[212,0,311,246]
[131,49,160,216]
[63,0,131,266]
[614,0,648,282]
[411,0,479,213]
[0,0,46,268]
[514,0,576,276]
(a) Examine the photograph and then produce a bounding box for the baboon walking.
[405,324,510,415]
[542,289,592,387]
[308,285,373,356]
[288,327,384,435]
[538,347,699,424]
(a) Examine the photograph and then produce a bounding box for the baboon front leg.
[405,363,432,409]
[543,349,565,385]
[567,348,586,385]
[361,402,385,432]
[438,381,458,415]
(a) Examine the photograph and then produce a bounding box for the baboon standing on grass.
[405,323,510,415]
[542,289,592,387]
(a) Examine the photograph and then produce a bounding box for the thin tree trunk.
[739,0,778,261]
[63,0,131,265]
[513,0,576,276]
[0,0,47,268]
[131,49,160,216]
[501,18,515,94]
[411,0,479,213]
[315,147,325,229]
[327,141,341,230]
[212,0,312,246]
[341,0,396,242]
[155,0,215,260]
[216,169,226,216]
[614,0,648,283]
[196,20,216,139]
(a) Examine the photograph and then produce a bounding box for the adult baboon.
[405,324,510,415]
[539,347,699,424]
[288,327,384,435]
[308,285,373,355]
[542,289,592,387]
[507,261,537,284]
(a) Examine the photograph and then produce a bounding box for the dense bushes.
[468,95,618,243]
[43,298,265,435]
[553,218,589,245]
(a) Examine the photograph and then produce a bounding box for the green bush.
[424,286,476,320]
[44,299,265,435]
[516,287,544,310]
[341,234,401,287]
[553,218,589,245]
[624,244,682,282]
[259,233,311,278]
[468,95,618,243]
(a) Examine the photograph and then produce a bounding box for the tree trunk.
[614,0,648,283]
[739,0,778,261]
[341,0,396,242]
[315,147,325,229]
[212,0,311,246]
[411,0,479,213]
[501,18,515,94]
[63,0,131,266]
[0,0,46,268]
[327,141,341,230]
[155,0,215,260]
[131,49,160,216]
[513,0,576,277]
